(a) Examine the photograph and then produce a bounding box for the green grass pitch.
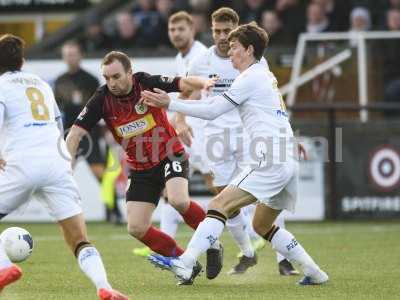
[1,221,399,300]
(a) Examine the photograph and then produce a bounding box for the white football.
[0,227,34,263]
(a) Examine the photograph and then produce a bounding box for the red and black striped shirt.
[74,72,184,170]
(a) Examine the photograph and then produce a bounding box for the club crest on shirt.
[135,102,148,114]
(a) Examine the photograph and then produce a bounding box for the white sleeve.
[169,94,236,120]
[0,103,5,131]
[222,73,254,106]
[53,101,64,133]
[187,54,206,76]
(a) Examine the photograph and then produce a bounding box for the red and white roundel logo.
[369,146,400,192]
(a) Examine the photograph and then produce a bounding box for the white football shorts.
[0,156,82,221]
[230,158,299,213]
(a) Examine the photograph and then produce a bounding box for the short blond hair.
[169,11,193,26]
[211,7,239,24]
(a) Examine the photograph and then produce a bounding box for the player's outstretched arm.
[141,89,235,120]
[66,125,87,168]
[179,76,216,94]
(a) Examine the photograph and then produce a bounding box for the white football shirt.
[0,71,67,160]
[175,40,207,77]
[175,40,207,129]
[187,45,269,135]
[223,62,294,161]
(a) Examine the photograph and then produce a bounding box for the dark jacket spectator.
[312,0,351,31]
[239,0,271,24]
[79,15,112,53]
[305,2,334,33]
[260,10,295,45]
[131,0,167,47]
[54,41,106,177]
[273,0,306,40]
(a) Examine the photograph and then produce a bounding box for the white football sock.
[180,217,225,268]
[77,246,112,291]
[270,228,321,276]
[243,205,259,240]
[227,211,254,257]
[160,202,182,238]
[0,241,12,269]
[274,214,286,263]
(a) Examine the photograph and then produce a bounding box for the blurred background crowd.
[76,0,400,52]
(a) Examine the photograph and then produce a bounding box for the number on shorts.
[25,87,50,121]
[172,161,182,172]
[164,161,182,177]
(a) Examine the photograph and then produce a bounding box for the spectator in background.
[348,7,371,47]
[54,41,106,181]
[191,10,212,45]
[260,10,294,45]
[189,0,211,12]
[156,0,173,18]
[378,0,400,28]
[381,9,400,116]
[388,0,400,10]
[132,0,167,47]
[155,0,174,46]
[274,0,306,40]
[312,0,350,31]
[239,0,269,23]
[306,2,332,33]
[79,14,112,53]
[113,12,140,49]
[350,7,371,32]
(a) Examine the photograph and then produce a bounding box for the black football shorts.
[126,152,189,205]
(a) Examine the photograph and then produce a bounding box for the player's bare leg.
[148,186,254,282]
[212,186,256,276]
[165,177,206,231]
[149,185,328,285]
[126,202,184,257]
[58,213,129,299]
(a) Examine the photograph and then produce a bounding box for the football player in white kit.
[181,7,297,276]
[0,34,129,299]
[132,11,211,258]
[143,22,329,286]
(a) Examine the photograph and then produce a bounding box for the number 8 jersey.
[0,71,64,160]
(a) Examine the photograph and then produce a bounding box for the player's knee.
[127,222,148,238]
[167,197,189,214]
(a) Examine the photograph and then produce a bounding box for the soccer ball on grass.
[0,227,34,263]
